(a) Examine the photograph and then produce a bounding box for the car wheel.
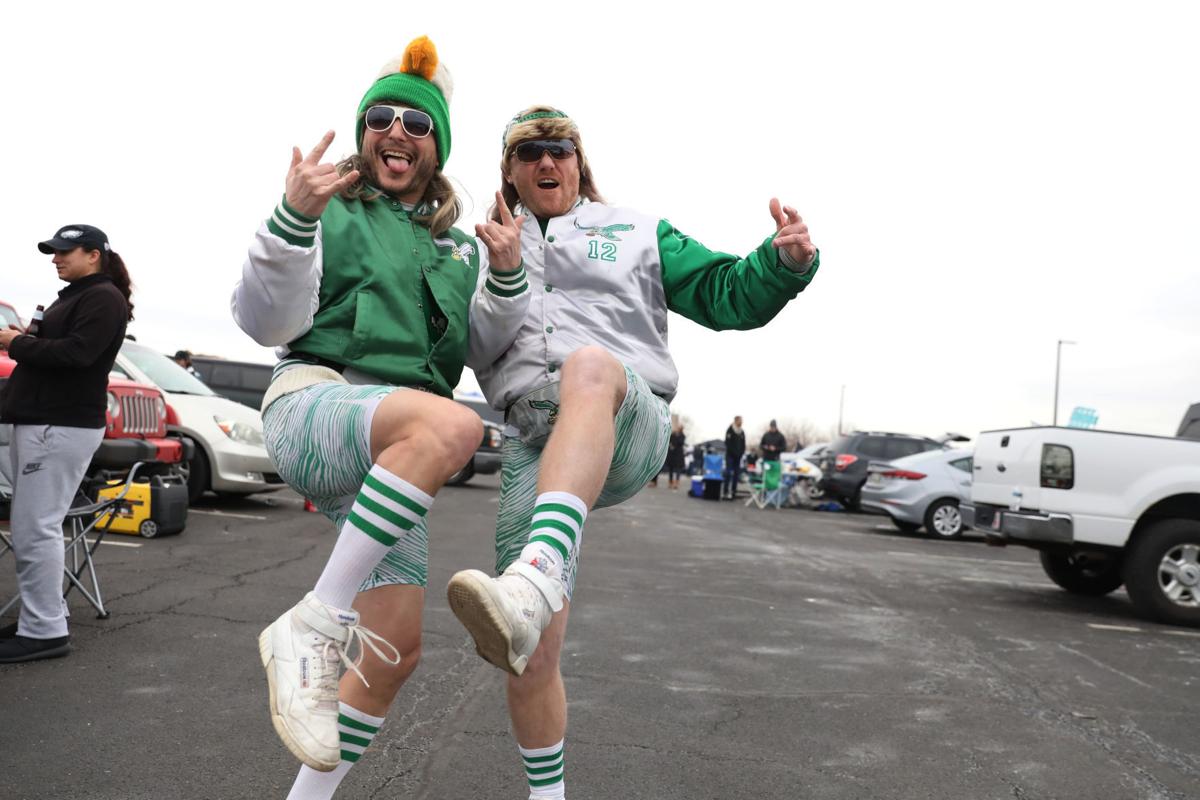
[445,459,476,487]
[1040,549,1124,596]
[804,480,824,501]
[186,449,210,504]
[139,519,159,539]
[892,519,922,533]
[1122,519,1200,627]
[924,499,964,539]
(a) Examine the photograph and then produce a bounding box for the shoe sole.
[0,642,70,663]
[446,572,526,676]
[257,628,339,772]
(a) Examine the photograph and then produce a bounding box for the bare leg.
[536,346,627,507]
[369,390,483,493]
[507,603,570,746]
[340,584,425,715]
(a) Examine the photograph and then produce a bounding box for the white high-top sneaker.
[258,592,400,771]
[447,562,565,676]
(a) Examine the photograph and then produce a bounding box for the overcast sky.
[4,1,1197,445]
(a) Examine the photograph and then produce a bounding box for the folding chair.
[1,462,147,621]
[745,460,786,509]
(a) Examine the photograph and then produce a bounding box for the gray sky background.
[4,1,1197,445]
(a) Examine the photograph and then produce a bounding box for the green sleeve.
[657,219,819,331]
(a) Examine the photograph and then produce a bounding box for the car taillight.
[882,469,926,480]
[835,454,858,471]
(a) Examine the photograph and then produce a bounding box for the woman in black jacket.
[0,224,133,663]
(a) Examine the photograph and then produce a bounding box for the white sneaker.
[257,592,400,771]
[447,562,564,676]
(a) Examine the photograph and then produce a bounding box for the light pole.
[1053,339,1076,426]
[837,384,845,436]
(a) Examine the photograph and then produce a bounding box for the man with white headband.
[448,105,820,800]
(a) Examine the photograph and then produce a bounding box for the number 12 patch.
[586,240,618,262]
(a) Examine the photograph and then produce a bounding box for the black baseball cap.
[38,224,110,254]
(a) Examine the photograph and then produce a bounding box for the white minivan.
[112,340,281,503]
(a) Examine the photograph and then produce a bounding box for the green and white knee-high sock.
[313,464,432,610]
[285,703,384,800]
[520,740,565,799]
[518,492,587,580]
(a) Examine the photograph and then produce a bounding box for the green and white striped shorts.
[495,366,671,601]
[262,382,430,589]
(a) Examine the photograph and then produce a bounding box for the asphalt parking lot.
[2,476,1198,800]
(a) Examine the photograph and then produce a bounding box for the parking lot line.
[188,509,268,521]
[888,551,1035,568]
[81,537,142,549]
[1087,623,1143,633]
[960,576,1056,589]
[1086,623,1200,638]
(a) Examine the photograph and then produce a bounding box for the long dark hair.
[99,249,134,321]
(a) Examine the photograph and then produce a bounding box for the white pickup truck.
[963,426,1200,627]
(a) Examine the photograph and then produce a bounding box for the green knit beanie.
[356,37,453,169]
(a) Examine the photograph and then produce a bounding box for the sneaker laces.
[318,622,402,689]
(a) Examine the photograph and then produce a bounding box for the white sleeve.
[231,199,324,348]
[466,237,532,370]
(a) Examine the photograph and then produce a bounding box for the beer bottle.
[27,305,44,337]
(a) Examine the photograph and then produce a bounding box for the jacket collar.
[59,272,112,298]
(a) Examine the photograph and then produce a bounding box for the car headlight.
[214,416,264,446]
[155,396,167,421]
[106,391,121,419]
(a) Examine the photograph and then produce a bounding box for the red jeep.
[0,354,190,477]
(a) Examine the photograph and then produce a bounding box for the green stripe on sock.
[532,517,577,544]
[357,493,416,532]
[529,774,564,787]
[341,732,372,748]
[526,761,564,775]
[522,750,563,764]
[529,533,570,561]
[338,713,380,733]
[341,749,361,763]
[364,473,428,518]
[348,510,399,546]
[536,502,584,526]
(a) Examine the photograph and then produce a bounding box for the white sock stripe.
[531,510,582,532]
[527,766,564,781]
[368,464,434,508]
[337,724,378,740]
[518,740,565,758]
[535,491,588,521]
[359,483,424,527]
[338,701,385,728]
[529,527,574,554]
[349,501,408,537]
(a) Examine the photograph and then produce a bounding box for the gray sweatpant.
[8,424,104,639]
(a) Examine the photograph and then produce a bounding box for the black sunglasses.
[363,105,434,138]
[512,139,577,163]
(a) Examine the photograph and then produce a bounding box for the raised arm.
[659,199,819,332]
[231,131,359,347]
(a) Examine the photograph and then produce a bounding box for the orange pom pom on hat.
[356,36,454,168]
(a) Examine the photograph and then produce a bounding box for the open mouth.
[537,178,560,189]
[381,149,413,175]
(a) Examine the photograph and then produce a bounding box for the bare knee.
[560,347,625,409]
[373,394,482,480]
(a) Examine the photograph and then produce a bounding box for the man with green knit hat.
[231,36,527,799]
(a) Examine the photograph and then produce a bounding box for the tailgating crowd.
[650,416,793,500]
[0,36,819,800]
